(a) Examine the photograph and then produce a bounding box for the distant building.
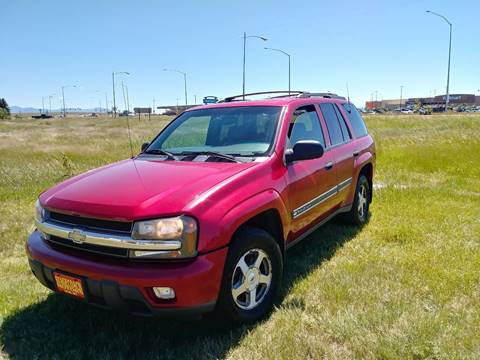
[365,94,480,110]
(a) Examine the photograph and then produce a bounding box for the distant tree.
[0,98,10,119]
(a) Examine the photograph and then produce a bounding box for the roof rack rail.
[219,91,306,103]
[297,92,346,100]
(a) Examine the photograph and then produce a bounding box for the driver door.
[284,105,338,238]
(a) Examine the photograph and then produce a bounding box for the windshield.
[147,106,282,156]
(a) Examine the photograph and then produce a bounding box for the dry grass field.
[0,113,479,359]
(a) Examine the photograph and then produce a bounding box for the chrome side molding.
[292,177,352,219]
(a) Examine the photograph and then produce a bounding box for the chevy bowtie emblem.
[68,229,87,244]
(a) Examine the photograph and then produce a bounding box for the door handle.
[325,161,334,170]
[353,150,360,157]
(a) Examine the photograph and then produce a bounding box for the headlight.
[131,216,198,259]
[34,199,45,223]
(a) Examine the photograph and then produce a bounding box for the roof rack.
[219,91,345,103]
[220,91,306,103]
[297,92,346,100]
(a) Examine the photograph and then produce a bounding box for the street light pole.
[61,85,77,118]
[48,94,55,114]
[112,71,130,117]
[426,10,452,112]
[264,47,291,94]
[242,33,268,99]
[163,69,188,107]
[400,85,404,110]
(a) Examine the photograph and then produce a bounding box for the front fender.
[197,189,290,253]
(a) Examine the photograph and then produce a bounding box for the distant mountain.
[10,106,107,113]
[10,106,40,113]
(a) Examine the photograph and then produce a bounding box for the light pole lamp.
[112,71,130,117]
[61,85,77,117]
[426,10,452,112]
[264,47,291,94]
[163,69,188,107]
[243,32,268,99]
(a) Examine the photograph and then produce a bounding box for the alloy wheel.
[231,248,272,310]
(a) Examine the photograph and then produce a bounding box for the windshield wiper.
[178,151,242,163]
[143,149,176,160]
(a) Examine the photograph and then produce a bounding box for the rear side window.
[342,103,368,138]
[333,104,351,141]
[319,103,344,146]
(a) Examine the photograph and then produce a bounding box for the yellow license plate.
[53,272,85,299]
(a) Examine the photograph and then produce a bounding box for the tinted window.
[342,103,368,137]
[287,105,325,148]
[319,103,344,146]
[333,104,351,141]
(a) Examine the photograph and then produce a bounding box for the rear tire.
[343,174,371,225]
[216,227,283,324]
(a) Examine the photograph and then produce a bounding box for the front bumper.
[26,230,227,317]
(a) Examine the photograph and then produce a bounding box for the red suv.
[27,91,375,323]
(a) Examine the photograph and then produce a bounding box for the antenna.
[121,81,134,157]
[346,83,352,112]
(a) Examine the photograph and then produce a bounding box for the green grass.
[0,113,479,359]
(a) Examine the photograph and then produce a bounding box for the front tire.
[216,227,283,323]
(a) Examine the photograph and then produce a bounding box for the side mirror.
[141,142,150,152]
[285,140,324,163]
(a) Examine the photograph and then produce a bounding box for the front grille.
[48,235,129,258]
[49,211,132,233]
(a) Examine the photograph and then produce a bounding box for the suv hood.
[40,158,256,220]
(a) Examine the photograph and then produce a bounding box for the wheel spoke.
[254,251,266,269]
[259,273,271,285]
[232,282,247,299]
[236,256,249,276]
[248,288,257,309]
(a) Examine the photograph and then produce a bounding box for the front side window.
[287,105,325,148]
[148,106,282,156]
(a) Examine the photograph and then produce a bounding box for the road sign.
[134,107,152,114]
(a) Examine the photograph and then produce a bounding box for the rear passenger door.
[319,103,355,205]
[285,105,338,237]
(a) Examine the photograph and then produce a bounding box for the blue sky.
[1,0,479,110]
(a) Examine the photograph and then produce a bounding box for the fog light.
[152,287,175,300]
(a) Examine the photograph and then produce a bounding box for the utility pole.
[42,97,45,114]
[105,92,108,114]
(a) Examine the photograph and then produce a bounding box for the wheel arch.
[232,208,286,257]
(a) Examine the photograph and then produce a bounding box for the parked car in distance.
[203,95,218,104]
[27,91,375,323]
